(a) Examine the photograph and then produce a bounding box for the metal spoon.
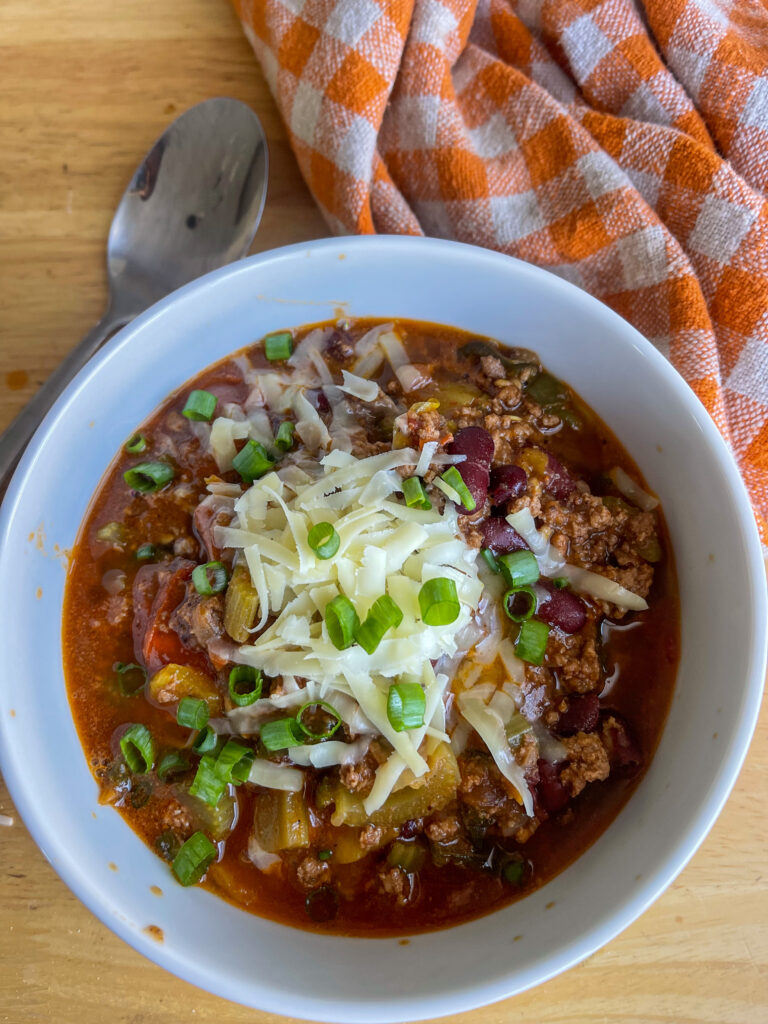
[0,97,268,488]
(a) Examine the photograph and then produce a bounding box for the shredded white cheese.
[506,507,648,611]
[338,370,379,403]
[212,332,649,823]
[457,691,534,816]
[219,445,483,809]
[209,417,251,472]
[608,466,659,512]
[558,564,648,611]
[506,508,565,577]
[246,759,305,792]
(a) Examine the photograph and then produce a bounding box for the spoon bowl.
[107,97,268,314]
[0,97,268,487]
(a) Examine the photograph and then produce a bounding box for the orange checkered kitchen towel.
[233,0,768,545]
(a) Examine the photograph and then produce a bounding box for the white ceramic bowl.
[1,236,765,1022]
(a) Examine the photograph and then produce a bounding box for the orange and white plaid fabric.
[233,0,768,545]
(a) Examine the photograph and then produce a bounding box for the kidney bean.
[536,759,569,815]
[554,693,600,736]
[537,584,587,634]
[446,426,494,469]
[455,463,489,514]
[480,516,528,553]
[601,712,641,771]
[315,390,331,415]
[400,818,422,840]
[544,453,575,500]
[489,464,527,506]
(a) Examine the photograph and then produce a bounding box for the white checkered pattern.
[236,0,768,544]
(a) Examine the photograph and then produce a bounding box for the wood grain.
[0,3,766,1023]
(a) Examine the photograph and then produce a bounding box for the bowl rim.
[1,234,765,1021]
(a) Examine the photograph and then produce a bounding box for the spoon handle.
[0,306,133,496]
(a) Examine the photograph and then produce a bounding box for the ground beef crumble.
[454,407,537,464]
[325,330,354,364]
[404,406,448,447]
[160,803,192,835]
[339,740,389,797]
[457,750,536,843]
[377,866,411,905]
[296,856,331,891]
[360,824,385,849]
[514,733,539,773]
[560,732,611,797]
[545,618,603,693]
[424,810,461,843]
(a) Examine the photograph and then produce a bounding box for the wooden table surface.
[1,2,766,1022]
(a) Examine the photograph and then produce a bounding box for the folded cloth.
[233,0,768,544]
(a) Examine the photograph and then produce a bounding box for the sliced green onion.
[192,724,219,755]
[123,461,175,493]
[182,389,217,421]
[317,849,333,861]
[113,661,147,696]
[515,618,550,666]
[402,476,432,510]
[189,753,228,807]
[498,549,539,588]
[228,665,263,706]
[503,586,537,623]
[124,433,147,455]
[440,465,476,511]
[274,421,295,451]
[387,682,426,732]
[232,439,274,482]
[418,577,460,626]
[190,739,254,807]
[155,829,182,862]
[264,331,294,361]
[192,560,228,596]
[355,595,403,655]
[325,594,360,650]
[136,543,158,561]
[373,594,403,629]
[157,751,189,781]
[107,760,130,786]
[505,712,533,743]
[172,831,217,886]
[354,617,386,655]
[119,723,155,774]
[130,777,153,809]
[215,739,254,785]
[176,697,210,731]
[229,747,255,785]
[552,577,569,589]
[260,717,304,751]
[307,522,340,560]
[502,857,526,885]
[481,548,500,574]
[296,700,342,741]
